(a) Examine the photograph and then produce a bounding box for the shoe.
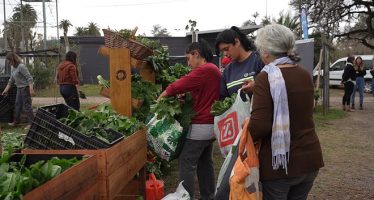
[8,122,18,127]
[360,105,363,110]
[351,104,355,110]
[342,105,346,111]
[24,124,31,130]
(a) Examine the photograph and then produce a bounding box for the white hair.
[255,23,297,59]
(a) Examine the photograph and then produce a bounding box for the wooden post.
[98,46,132,117]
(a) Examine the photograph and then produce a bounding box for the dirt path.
[32,96,108,106]
[309,90,374,199]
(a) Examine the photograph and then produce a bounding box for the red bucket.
[146,173,164,200]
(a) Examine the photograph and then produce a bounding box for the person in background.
[350,56,366,110]
[221,56,231,68]
[214,26,264,200]
[1,52,34,130]
[158,40,221,200]
[342,56,356,112]
[249,23,324,200]
[57,51,81,111]
[215,26,264,99]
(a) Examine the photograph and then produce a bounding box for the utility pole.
[20,0,25,51]
[56,0,59,45]
[42,0,47,50]
[298,0,303,39]
[2,0,7,50]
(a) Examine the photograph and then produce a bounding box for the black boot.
[360,104,363,110]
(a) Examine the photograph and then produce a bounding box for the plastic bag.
[162,181,190,200]
[229,119,262,200]
[214,89,251,157]
[147,116,184,162]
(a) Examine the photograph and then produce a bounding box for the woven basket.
[102,29,153,60]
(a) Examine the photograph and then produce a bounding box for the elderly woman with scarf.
[249,23,324,200]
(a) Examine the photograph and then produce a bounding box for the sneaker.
[8,122,18,126]
[24,124,31,130]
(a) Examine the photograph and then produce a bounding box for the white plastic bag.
[214,89,251,157]
[162,181,190,200]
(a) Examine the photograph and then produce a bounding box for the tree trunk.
[64,33,70,53]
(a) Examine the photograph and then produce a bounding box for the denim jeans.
[351,77,364,106]
[14,86,34,124]
[59,84,80,111]
[262,171,319,200]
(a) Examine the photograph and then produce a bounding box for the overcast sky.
[1,0,294,39]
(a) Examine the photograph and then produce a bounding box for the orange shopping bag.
[229,118,262,200]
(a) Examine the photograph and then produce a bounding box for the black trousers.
[342,81,354,105]
[60,84,80,111]
[14,86,34,124]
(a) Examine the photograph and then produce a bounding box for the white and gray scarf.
[261,56,293,174]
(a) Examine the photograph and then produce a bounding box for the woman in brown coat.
[249,23,324,200]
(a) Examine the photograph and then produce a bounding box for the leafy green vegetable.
[0,155,79,199]
[59,104,144,142]
[157,63,191,89]
[97,75,110,88]
[210,93,237,116]
[1,132,26,152]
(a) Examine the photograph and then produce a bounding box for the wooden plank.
[24,155,98,200]
[109,48,132,117]
[75,182,100,200]
[108,146,147,199]
[22,130,146,200]
[106,129,146,175]
[140,62,155,83]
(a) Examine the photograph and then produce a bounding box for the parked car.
[313,55,373,93]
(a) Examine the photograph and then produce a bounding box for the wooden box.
[22,129,147,200]
[14,154,99,200]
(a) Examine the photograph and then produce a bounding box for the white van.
[313,55,373,93]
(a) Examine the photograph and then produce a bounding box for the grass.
[313,106,346,126]
[35,84,102,97]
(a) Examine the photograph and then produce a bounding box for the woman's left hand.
[29,87,35,97]
[241,80,255,93]
[157,91,168,102]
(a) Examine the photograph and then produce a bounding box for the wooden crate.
[22,129,147,200]
[20,154,99,200]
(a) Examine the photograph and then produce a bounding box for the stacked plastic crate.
[0,76,16,122]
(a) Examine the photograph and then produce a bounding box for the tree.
[59,19,72,52]
[242,12,260,26]
[275,11,300,37]
[290,0,374,49]
[74,27,87,36]
[87,22,101,36]
[151,24,170,37]
[73,23,101,36]
[185,19,199,32]
[5,3,37,51]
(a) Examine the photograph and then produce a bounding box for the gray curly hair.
[255,23,300,62]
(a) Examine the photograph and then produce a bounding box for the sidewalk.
[32,96,109,106]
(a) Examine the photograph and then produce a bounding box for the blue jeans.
[59,84,80,111]
[14,86,34,124]
[351,77,364,106]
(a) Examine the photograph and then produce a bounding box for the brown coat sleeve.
[249,71,273,142]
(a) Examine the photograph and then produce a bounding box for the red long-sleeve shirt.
[165,63,221,124]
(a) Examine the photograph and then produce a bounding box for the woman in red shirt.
[57,51,80,110]
[158,40,221,200]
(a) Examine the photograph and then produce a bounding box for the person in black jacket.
[342,56,356,111]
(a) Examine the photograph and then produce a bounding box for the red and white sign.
[217,111,239,147]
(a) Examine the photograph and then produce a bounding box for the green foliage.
[28,59,56,90]
[211,93,237,116]
[1,132,26,152]
[150,47,170,73]
[59,104,144,141]
[0,154,79,199]
[136,36,161,50]
[157,63,191,89]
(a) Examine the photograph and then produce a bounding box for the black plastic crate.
[0,94,10,114]
[0,109,13,123]
[24,104,125,150]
